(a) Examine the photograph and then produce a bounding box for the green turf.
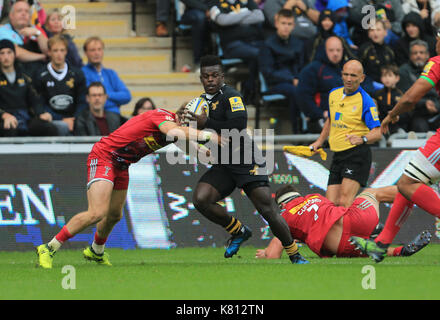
[1,245,439,300]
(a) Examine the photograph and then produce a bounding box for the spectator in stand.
[0,39,57,137]
[43,9,83,68]
[304,9,336,64]
[373,64,409,134]
[263,0,319,40]
[132,97,156,116]
[0,0,47,75]
[209,0,265,101]
[74,82,121,136]
[402,0,440,35]
[259,9,304,133]
[180,0,212,71]
[358,19,396,84]
[81,36,131,115]
[327,0,357,50]
[398,39,440,132]
[34,35,87,136]
[296,36,344,133]
[394,12,436,66]
[314,0,329,11]
[154,0,171,37]
[349,0,404,47]
[304,8,356,64]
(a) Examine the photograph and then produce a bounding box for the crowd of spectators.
[178,0,440,134]
[0,0,159,137]
[1,0,440,137]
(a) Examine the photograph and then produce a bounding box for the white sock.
[92,241,105,255]
[47,237,62,251]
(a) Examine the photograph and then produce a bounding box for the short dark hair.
[380,64,399,76]
[87,82,106,95]
[275,185,300,204]
[132,97,156,116]
[276,8,294,19]
[200,55,223,71]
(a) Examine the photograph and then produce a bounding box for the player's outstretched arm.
[382,78,433,134]
[255,237,284,259]
[159,121,225,146]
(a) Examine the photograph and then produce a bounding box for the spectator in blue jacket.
[259,9,304,133]
[81,36,131,115]
[326,0,357,51]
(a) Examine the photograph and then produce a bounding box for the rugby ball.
[185,97,209,116]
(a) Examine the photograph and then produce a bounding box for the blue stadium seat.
[256,72,307,132]
[255,72,287,129]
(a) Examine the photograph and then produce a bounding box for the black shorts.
[327,144,372,187]
[198,164,269,199]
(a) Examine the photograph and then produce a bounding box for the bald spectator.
[297,36,344,133]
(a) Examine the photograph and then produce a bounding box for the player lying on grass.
[36,106,225,269]
[255,185,431,259]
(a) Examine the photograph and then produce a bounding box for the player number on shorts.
[307,204,319,221]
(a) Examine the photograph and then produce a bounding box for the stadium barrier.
[0,138,439,252]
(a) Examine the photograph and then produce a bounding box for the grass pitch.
[1,245,439,300]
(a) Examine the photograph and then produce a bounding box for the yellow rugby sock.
[225,217,243,235]
[284,242,299,256]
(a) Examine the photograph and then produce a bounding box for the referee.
[310,59,382,208]
[185,55,308,264]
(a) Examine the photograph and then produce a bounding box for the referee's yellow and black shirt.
[328,86,380,152]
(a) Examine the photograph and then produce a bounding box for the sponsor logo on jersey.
[422,61,435,76]
[49,94,74,110]
[66,78,75,88]
[229,97,245,112]
[370,106,379,121]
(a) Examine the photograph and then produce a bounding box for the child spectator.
[374,65,409,134]
[358,20,396,83]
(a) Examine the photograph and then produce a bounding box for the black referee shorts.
[198,164,269,199]
[327,144,372,187]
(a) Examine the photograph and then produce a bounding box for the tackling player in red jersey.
[36,102,224,268]
[256,185,431,259]
[351,31,440,262]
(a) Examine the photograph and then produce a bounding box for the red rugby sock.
[392,246,403,256]
[55,226,73,243]
[375,192,414,245]
[410,184,440,218]
[94,232,108,245]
